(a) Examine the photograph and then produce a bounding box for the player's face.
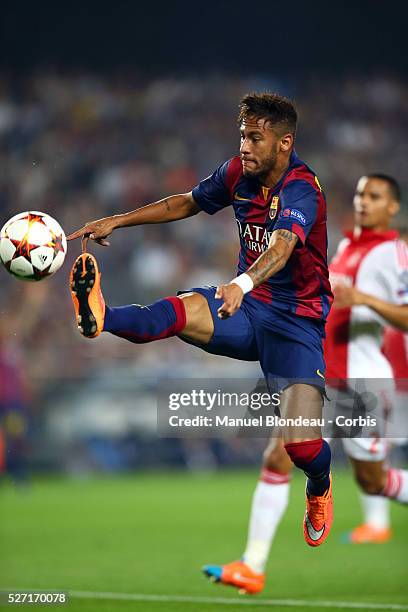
[353,177,399,230]
[239,118,280,178]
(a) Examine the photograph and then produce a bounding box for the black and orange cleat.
[70,253,105,338]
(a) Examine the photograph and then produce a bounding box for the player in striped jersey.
[68,94,334,576]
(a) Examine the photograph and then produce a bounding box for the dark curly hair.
[238,92,297,136]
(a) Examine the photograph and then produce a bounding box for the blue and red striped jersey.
[192,151,333,321]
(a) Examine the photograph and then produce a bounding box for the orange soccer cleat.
[70,253,105,338]
[303,474,333,547]
[346,523,392,544]
[202,560,265,595]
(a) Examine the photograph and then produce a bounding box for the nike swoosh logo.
[316,369,325,380]
[232,573,260,585]
[234,192,252,202]
[305,513,325,541]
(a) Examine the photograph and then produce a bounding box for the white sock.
[360,493,390,529]
[383,468,408,503]
[243,468,290,574]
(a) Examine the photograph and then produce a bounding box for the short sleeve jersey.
[192,152,332,320]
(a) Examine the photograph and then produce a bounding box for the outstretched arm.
[67,192,201,244]
[216,229,298,319]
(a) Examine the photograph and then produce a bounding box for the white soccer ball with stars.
[0,211,67,281]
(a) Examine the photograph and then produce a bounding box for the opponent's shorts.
[341,437,388,462]
[326,383,394,462]
[177,286,326,392]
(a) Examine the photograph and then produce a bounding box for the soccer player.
[203,174,408,594]
[68,94,334,569]
[343,227,408,545]
[327,175,408,536]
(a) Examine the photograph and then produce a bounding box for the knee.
[179,292,213,344]
[180,292,204,316]
[263,441,292,474]
[284,438,330,470]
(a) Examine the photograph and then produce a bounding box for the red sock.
[260,467,291,485]
[285,439,331,496]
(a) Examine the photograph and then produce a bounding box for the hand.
[215,283,244,319]
[333,283,366,308]
[67,216,119,246]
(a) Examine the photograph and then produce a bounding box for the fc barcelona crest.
[269,196,279,220]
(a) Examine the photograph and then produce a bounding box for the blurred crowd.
[0,72,407,471]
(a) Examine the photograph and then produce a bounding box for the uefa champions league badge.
[269,196,279,220]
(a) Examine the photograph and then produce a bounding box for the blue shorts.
[178,286,326,392]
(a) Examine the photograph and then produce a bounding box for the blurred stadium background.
[1,1,407,609]
[1,69,407,473]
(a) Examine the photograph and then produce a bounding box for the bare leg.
[279,384,323,443]
[278,384,333,546]
[178,292,214,345]
[263,436,293,473]
[350,458,387,495]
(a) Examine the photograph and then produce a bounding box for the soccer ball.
[0,211,67,281]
